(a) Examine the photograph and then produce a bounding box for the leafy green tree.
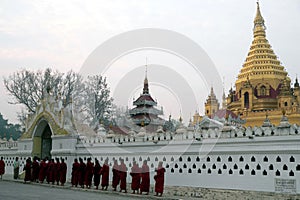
[0,113,22,140]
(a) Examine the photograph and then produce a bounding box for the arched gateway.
[21,95,76,160]
[32,119,53,159]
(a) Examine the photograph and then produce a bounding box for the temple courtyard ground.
[0,175,299,200]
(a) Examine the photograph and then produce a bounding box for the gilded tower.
[228,2,289,111]
[194,2,300,127]
[205,87,220,118]
[226,2,300,126]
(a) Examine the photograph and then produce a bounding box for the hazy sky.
[0,0,299,123]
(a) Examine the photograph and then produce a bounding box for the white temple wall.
[0,134,299,193]
[72,135,300,193]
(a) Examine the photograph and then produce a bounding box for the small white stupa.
[137,127,146,137]
[175,116,187,134]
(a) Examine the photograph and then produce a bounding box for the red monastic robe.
[140,164,150,192]
[119,163,127,190]
[47,161,54,183]
[93,162,101,187]
[154,167,166,194]
[71,161,80,186]
[54,161,60,184]
[84,161,94,187]
[59,162,67,184]
[24,161,31,182]
[38,160,47,182]
[99,164,109,187]
[112,163,120,189]
[0,160,5,175]
[31,160,40,182]
[51,161,58,184]
[78,162,86,186]
[130,164,140,190]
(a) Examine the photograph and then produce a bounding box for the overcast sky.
[0,0,299,123]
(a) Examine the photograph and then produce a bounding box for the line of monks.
[71,157,166,196]
[11,155,165,196]
[23,156,67,186]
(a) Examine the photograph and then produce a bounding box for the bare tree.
[4,69,46,112]
[61,70,83,106]
[74,75,113,126]
[4,69,114,127]
[3,68,81,113]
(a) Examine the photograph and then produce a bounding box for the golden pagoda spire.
[253,1,266,38]
[235,1,288,91]
[227,1,291,114]
[210,86,214,96]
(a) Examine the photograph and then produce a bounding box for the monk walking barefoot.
[154,161,165,197]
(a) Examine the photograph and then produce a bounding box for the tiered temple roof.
[129,69,164,127]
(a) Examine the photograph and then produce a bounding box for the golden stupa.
[194,2,300,127]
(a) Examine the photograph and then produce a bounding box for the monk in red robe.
[39,159,47,183]
[71,158,80,187]
[0,157,5,180]
[130,161,140,194]
[154,161,166,196]
[78,158,86,188]
[54,158,60,185]
[59,158,67,186]
[31,157,40,183]
[93,158,101,189]
[99,159,109,190]
[84,157,94,189]
[119,158,127,193]
[112,159,120,191]
[24,157,32,183]
[47,159,54,184]
[140,160,150,195]
[51,158,58,185]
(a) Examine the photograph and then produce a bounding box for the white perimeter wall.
[1,135,299,194]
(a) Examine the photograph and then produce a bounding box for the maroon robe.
[140,164,150,192]
[84,161,94,187]
[24,160,31,182]
[112,163,120,189]
[47,161,54,183]
[119,163,127,190]
[51,162,58,184]
[71,161,80,186]
[78,162,86,187]
[93,162,101,188]
[130,163,140,190]
[31,160,40,182]
[0,160,5,175]
[154,167,165,194]
[54,161,60,184]
[99,164,109,187]
[39,160,47,182]
[59,162,67,184]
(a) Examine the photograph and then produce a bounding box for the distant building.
[129,68,165,131]
[204,87,220,118]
